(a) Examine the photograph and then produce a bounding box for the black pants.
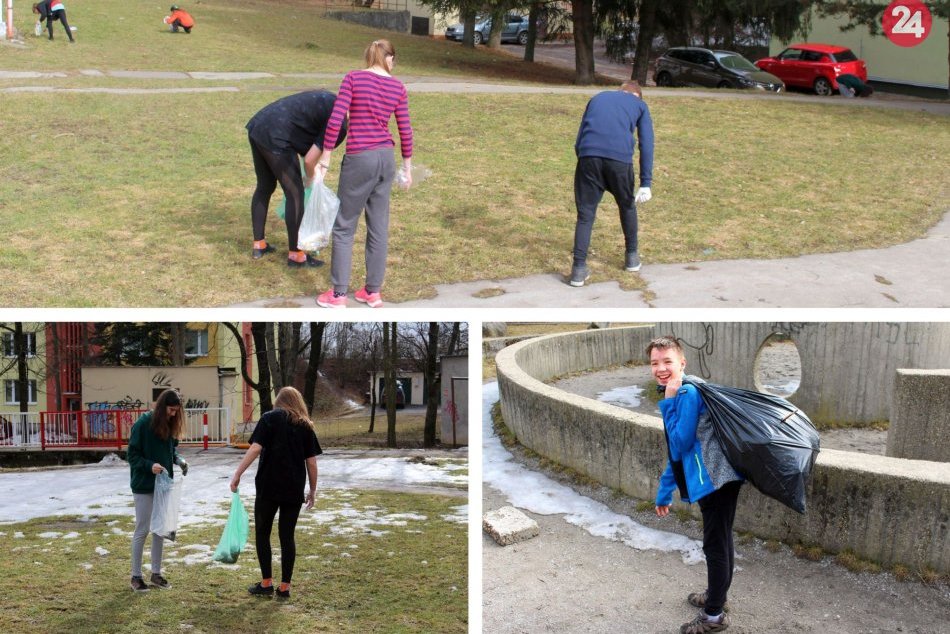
[254,495,302,584]
[47,10,74,41]
[697,480,742,615]
[249,134,305,252]
[572,156,638,266]
[171,19,192,33]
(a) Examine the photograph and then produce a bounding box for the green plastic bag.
[276,185,313,221]
[212,490,249,563]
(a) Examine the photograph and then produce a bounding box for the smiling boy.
[649,336,743,634]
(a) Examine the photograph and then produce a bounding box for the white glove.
[635,187,652,204]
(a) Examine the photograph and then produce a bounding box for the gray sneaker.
[624,251,642,272]
[569,264,591,287]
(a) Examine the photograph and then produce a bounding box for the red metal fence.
[39,409,144,450]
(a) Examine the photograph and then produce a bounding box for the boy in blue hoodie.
[649,336,743,634]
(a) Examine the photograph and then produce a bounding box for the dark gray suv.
[654,47,784,92]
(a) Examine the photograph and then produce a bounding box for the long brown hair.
[274,387,315,430]
[151,389,184,441]
[364,39,395,72]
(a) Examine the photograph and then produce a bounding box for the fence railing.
[322,0,408,11]
[1,408,231,450]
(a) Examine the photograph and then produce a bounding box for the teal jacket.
[127,411,180,494]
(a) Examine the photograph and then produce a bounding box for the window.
[778,48,803,61]
[185,328,209,357]
[4,379,38,405]
[832,49,857,62]
[2,332,37,358]
[800,50,823,62]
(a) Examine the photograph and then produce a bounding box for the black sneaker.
[287,254,324,268]
[150,573,170,589]
[624,251,642,272]
[276,586,290,599]
[248,582,275,596]
[569,263,590,287]
[130,576,149,593]
[252,243,276,259]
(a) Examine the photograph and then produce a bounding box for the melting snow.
[596,384,645,408]
[483,382,704,565]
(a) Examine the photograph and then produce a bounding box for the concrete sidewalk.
[231,210,950,309]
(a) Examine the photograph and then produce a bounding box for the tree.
[303,323,327,414]
[250,323,274,413]
[423,322,440,448]
[383,323,398,447]
[573,0,598,84]
[90,323,176,366]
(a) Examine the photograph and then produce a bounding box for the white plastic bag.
[297,182,340,252]
[35,21,43,37]
[150,471,183,541]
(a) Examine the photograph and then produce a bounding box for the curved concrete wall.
[653,322,950,426]
[496,326,950,573]
[887,369,950,462]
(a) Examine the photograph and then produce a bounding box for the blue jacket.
[656,383,741,506]
[574,89,654,187]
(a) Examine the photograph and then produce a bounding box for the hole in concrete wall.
[753,333,802,398]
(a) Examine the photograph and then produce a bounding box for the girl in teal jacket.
[127,389,188,592]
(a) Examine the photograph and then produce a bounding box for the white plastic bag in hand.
[297,182,340,252]
[150,471,184,541]
[635,187,652,204]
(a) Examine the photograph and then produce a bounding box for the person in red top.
[316,39,413,309]
[163,5,194,33]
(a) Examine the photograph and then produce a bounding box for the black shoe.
[569,263,590,287]
[287,254,324,268]
[252,243,276,259]
[149,573,170,589]
[248,582,275,596]
[276,587,290,599]
[624,251,642,272]
[130,576,149,592]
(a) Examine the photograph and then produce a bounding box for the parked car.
[754,43,867,96]
[444,15,485,41]
[653,47,784,91]
[447,14,529,46]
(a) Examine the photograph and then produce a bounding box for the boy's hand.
[655,505,670,517]
[635,187,652,204]
[664,375,683,399]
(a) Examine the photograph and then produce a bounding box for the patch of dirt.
[483,444,950,633]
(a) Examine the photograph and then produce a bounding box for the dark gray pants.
[331,149,396,294]
[572,156,638,267]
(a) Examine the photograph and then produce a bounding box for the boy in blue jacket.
[650,336,743,634]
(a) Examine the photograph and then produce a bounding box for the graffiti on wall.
[152,371,173,387]
[184,398,210,410]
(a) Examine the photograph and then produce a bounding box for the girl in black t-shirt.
[230,387,322,599]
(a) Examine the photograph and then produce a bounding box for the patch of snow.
[37,531,61,538]
[483,382,704,566]
[99,453,124,466]
[95,546,109,556]
[62,532,80,539]
[596,384,644,408]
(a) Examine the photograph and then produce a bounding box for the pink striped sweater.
[324,70,413,158]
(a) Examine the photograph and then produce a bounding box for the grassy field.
[2,0,948,306]
[0,488,467,633]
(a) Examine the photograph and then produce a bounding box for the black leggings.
[249,134,305,252]
[254,496,302,584]
[171,19,192,33]
[572,156,638,266]
[697,480,742,615]
[47,10,74,41]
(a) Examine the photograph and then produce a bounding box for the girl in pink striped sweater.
[316,39,413,309]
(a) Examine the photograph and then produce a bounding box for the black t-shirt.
[246,90,347,156]
[250,409,322,504]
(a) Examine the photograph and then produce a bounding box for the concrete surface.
[887,369,950,462]
[483,505,540,546]
[495,328,950,573]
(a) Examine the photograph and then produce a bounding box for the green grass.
[0,488,467,633]
[2,1,948,306]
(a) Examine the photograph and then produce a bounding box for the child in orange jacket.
[163,5,194,33]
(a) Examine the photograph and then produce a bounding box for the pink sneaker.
[354,287,383,308]
[316,289,346,309]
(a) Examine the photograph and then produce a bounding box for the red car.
[755,43,868,96]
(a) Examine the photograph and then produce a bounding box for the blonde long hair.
[274,386,315,430]
[365,39,395,72]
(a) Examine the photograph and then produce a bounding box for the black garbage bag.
[683,375,820,513]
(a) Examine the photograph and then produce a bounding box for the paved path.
[232,210,950,308]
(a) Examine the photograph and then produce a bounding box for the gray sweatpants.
[330,148,396,294]
[131,492,164,577]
